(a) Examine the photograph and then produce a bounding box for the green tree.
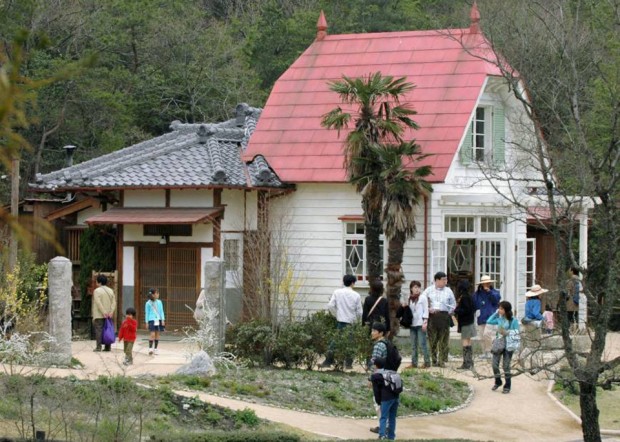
[355,141,432,331]
[467,1,619,440]
[321,72,417,281]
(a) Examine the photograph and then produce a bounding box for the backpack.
[383,370,403,394]
[384,340,402,371]
[572,280,581,305]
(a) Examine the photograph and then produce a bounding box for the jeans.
[492,350,513,389]
[379,398,399,440]
[409,326,430,365]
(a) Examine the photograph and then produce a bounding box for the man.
[320,274,362,368]
[92,274,117,352]
[423,271,456,367]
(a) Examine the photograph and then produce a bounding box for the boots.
[458,346,474,369]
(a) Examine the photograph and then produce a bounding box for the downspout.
[423,195,429,288]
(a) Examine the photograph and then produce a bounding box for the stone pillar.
[203,257,226,353]
[48,256,73,365]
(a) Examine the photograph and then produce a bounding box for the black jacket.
[396,304,413,328]
[454,293,476,331]
[362,295,390,332]
[371,371,400,405]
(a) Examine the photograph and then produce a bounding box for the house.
[242,5,590,319]
[30,5,590,326]
[30,103,290,328]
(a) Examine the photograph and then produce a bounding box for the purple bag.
[102,318,115,345]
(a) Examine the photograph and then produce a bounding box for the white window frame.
[342,221,385,284]
[222,232,243,289]
[471,106,492,163]
[443,215,508,288]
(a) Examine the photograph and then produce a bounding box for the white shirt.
[327,286,362,324]
[423,284,456,314]
[409,294,429,327]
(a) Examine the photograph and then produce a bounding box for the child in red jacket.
[118,307,137,366]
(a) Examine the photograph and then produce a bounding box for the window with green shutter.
[460,106,505,167]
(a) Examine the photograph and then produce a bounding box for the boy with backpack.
[370,356,403,440]
[369,322,402,434]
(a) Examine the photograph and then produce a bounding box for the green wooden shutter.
[459,121,473,166]
[492,106,505,167]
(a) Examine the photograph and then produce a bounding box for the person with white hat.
[522,284,548,327]
[473,275,501,358]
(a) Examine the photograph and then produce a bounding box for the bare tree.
[446,2,619,440]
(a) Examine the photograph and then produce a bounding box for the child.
[370,356,401,440]
[117,307,137,365]
[145,288,166,355]
[542,304,554,335]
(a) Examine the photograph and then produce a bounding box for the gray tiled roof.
[30,104,285,191]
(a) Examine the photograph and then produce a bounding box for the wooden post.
[8,157,19,271]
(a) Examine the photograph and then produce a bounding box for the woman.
[145,288,166,355]
[473,275,501,358]
[486,301,519,394]
[454,279,476,369]
[399,280,430,369]
[523,284,547,326]
[362,279,390,335]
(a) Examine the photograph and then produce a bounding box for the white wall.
[270,183,426,313]
[123,246,134,286]
[170,189,213,207]
[124,190,165,207]
[222,189,257,231]
[77,206,103,225]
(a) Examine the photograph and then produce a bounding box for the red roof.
[244,26,502,183]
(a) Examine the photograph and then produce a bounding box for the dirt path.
[5,332,620,441]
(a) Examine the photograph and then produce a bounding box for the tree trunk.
[385,232,406,338]
[362,192,383,280]
[579,378,601,442]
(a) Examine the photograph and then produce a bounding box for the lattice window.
[343,221,384,281]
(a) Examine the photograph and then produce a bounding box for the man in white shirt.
[423,271,456,367]
[320,274,362,368]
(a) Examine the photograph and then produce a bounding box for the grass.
[554,384,620,430]
[160,366,470,418]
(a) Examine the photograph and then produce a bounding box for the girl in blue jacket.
[145,288,166,355]
[487,301,519,394]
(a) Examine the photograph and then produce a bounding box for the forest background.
[0,0,470,201]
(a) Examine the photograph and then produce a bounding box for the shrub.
[226,320,274,366]
[271,320,314,369]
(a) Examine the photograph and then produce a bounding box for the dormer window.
[460,105,505,167]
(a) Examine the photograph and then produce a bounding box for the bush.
[226,320,274,366]
[228,311,373,371]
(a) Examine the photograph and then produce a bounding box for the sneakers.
[502,388,511,394]
[153,348,159,355]
[492,384,502,391]
[148,349,154,355]
[122,359,132,366]
[370,426,379,434]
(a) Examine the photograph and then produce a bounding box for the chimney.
[63,145,77,167]
[469,1,481,34]
[316,10,328,41]
[197,125,209,144]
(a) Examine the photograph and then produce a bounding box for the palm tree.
[321,72,417,280]
[354,141,432,332]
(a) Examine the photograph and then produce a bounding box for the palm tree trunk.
[362,192,383,280]
[386,231,406,337]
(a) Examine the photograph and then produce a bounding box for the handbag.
[506,319,521,352]
[102,318,115,345]
[491,335,506,354]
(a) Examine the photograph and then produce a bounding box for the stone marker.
[47,256,73,365]
[203,257,226,353]
[176,350,216,376]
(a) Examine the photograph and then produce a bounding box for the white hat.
[476,275,495,285]
[525,284,548,297]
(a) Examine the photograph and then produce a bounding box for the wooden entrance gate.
[137,246,200,329]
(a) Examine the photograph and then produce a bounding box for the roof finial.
[469,1,481,34]
[316,10,328,41]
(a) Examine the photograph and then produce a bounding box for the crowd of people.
[320,267,584,440]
